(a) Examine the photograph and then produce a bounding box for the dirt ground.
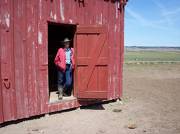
[0,64,180,134]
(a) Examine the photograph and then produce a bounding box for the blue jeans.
[57,64,72,91]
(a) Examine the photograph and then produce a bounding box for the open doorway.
[48,22,76,103]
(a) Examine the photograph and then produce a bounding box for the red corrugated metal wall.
[0,0,127,123]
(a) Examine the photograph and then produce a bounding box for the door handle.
[3,78,11,89]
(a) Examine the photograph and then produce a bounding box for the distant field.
[124,51,180,63]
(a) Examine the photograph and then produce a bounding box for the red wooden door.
[75,25,108,99]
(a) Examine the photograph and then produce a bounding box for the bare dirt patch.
[0,64,180,134]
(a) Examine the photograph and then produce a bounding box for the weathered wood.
[0,0,127,123]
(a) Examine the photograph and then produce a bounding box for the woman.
[54,38,75,100]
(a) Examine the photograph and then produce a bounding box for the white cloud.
[162,7,180,16]
[126,0,180,30]
[151,0,180,26]
[126,8,170,30]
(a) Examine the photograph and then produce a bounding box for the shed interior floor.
[49,91,76,103]
[48,22,76,102]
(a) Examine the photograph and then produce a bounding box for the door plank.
[82,33,106,88]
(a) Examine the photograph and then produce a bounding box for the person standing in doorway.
[54,38,75,100]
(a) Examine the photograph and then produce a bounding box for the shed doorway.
[48,23,76,103]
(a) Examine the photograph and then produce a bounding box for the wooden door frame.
[46,21,78,102]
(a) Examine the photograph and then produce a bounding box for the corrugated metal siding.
[0,0,127,123]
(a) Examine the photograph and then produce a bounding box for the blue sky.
[125,0,180,47]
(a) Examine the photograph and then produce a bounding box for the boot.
[58,87,63,100]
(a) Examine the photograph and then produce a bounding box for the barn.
[0,0,128,123]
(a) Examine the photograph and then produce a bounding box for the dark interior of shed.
[48,22,76,102]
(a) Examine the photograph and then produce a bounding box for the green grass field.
[124,51,180,63]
